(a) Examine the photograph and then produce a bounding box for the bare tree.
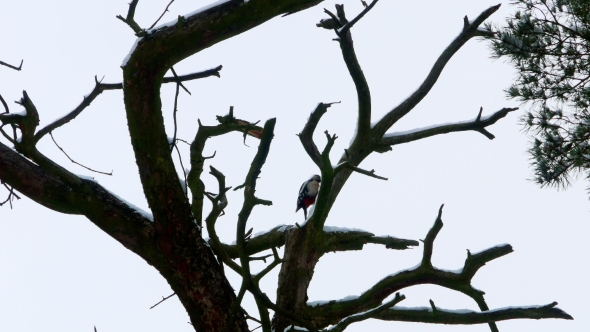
[0,1,573,331]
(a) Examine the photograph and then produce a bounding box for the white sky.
[0,1,587,332]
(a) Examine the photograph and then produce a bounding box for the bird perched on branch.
[296,175,321,220]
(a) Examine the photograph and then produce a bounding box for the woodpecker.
[296,175,321,220]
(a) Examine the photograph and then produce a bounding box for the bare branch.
[162,65,223,83]
[50,132,113,176]
[148,0,175,30]
[170,82,181,152]
[303,204,523,328]
[34,79,121,143]
[188,108,263,226]
[215,225,292,259]
[298,102,339,168]
[337,0,379,35]
[0,59,23,71]
[380,107,519,147]
[329,292,405,332]
[324,2,373,140]
[334,161,387,180]
[35,68,221,143]
[0,183,20,209]
[373,301,573,323]
[204,166,242,274]
[422,204,444,268]
[149,293,176,309]
[0,141,155,255]
[371,4,502,138]
[116,0,144,35]
[170,67,191,95]
[323,228,418,252]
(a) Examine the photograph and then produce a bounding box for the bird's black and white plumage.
[296,175,321,220]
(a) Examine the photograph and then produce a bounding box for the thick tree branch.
[379,107,519,147]
[323,227,418,252]
[218,225,418,258]
[371,4,502,138]
[373,302,573,323]
[0,141,156,260]
[216,224,292,259]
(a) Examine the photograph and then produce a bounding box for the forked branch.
[34,67,222,143]
[298,102,339,168]
[380,107,519,147]
[304,205,570,328]
[0,59,23,71]
[371,4,502,138]
[116,0,143,35]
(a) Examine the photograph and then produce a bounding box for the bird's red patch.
[302,197,316,208]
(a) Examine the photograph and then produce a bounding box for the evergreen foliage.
[488,0,590,192]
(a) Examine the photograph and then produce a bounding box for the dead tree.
[0,1,572,331]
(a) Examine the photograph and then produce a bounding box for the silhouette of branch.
[373,301,573,323]
[116,0,143,34]
[303,204,568,329]
[50,132,113,176]
[371,4,502,138]
[170,82,180,151]
[298,102,340,168]
[148,0,175,30]
[35,67,222,143]
[0,59,23,71]
[380,107,519,147]
[149,292,176,309]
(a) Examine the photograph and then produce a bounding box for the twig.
[149,292,176,309]
[0,184,20,209]
[116,0,143,34]
[334,161,388,180]
[170,82,181,152]
[0,59,23,71]
[175,138,191,145]
[170,67,191,95]
[328,292,405,332]
[249,254,273,262]
[174,144,188,198]
[162,65,222,83]
[148,0,175,30]
[50,132,113,176]
[0,94,9,113]
[338,0,379,35]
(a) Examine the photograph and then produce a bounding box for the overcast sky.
[0,1,588,331]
